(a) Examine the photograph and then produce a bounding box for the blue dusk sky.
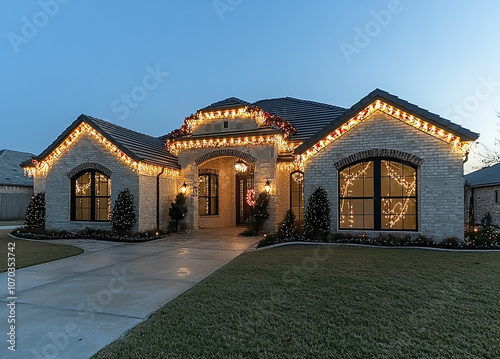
[1,0,499,173]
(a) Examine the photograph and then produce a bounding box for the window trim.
[71,169,112,222]
[338,158,418,231]
[199,173,219,216]
[290,170,304,222]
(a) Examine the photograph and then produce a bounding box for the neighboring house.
[21,89,479,240]
[0,149,34,220]
[465,163,500,227]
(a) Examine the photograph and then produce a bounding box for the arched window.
[199,173,218,215]
[71,170,111,221]
[339,159,417,230]
[290,171,304,222]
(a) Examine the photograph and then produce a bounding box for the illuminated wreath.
[245,188,256,207]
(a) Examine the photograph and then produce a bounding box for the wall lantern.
[264,180,271,194]
[180,182,187,194]
[234,159,248,173]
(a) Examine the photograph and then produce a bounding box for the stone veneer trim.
[195,149,257,165]
[67,162,113,178]
[334,149,424,170]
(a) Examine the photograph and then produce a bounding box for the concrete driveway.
[0,227,259,359]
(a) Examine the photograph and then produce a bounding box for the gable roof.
[0,149,34,187]
[465,163,500,187]
[295,88,480,155]
[200,97,251,112]
[24,115,179,169]
[190,96,347,142]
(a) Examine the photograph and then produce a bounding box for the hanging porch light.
[234,159,248,173]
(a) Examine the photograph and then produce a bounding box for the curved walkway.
[1,227,259,359]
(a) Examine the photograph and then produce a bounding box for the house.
[0,149,34,220]
[465,163,500,227]
[21,89,479,240]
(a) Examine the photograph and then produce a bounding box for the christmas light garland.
[24,122,180,178]
[167,106,297,145]
[297,100,473,166]
[246,188,256,207]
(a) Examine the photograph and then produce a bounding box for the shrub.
[169,192,188,232]
[440,237,460,247]
[111,188,136,235]
[276,209,298,242]
[245,192,270,236]
[24,192,46,229]
[413,235,435,246]
[304,187,330,240]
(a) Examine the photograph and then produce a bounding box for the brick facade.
[304,112,465,240]
[39,133,176,232]
[466,186,500,227]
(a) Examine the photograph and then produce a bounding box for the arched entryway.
[195,150,257,228]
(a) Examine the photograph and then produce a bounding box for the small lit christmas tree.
[304,187,330,240]
[24,192,46,229]
[169,192,188,232]
[111,188,136,235]
[276,209,297,242]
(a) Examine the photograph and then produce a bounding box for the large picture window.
[71,170,111,221]
[339,159,417,231]
[199,173,218,215]
[290,171,304,222]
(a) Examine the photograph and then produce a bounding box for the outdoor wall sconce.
[264,180,271,194]
[180,182,187,194]
[234,159,248,173]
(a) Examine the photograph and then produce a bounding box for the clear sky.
[1,0,498,173]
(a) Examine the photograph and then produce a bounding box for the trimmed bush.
[244,192,270,236]
[276,209,298,242]
[169,192,188,232]
[24,192,46,229]
[304,187,330,240]
[111,188,136,235]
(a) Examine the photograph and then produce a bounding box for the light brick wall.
[40,133,178,232]
[304,112,465,241]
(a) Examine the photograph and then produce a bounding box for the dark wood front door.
[236,174,254,225]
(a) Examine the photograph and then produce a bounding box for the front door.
[236,174,254,225]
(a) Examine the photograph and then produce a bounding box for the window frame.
[290,170,305,222]
[71,169,112,222]
[198,173,219,216]
[338,158,418,231]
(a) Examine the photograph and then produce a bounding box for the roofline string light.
[24,122,180,178]
[295,100,474,165]
[167,106,297,142]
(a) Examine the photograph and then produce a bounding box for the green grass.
[93,245,500,359]
[0,229,83,272]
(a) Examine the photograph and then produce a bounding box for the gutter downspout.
[156,167,165,231]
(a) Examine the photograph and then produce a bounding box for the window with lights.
[71,170,111,221]
[339,159,417,231]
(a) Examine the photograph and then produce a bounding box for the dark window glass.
[72,170,111,221]
[290,171,304,222]
[339,159,417,231]
[199,174,218,215]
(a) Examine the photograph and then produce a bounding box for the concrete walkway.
[0,227,259,359]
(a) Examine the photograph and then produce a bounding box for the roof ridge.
[254,97,346,111]
[84,115,165,143]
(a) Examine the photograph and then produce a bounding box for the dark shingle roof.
[26,115,179,169]
[0,149,34,187]
[465,163,500,187]
[252,97,346,141]
[295,89,480,155]
[200,97,251,112]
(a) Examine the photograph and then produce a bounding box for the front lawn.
[0,229,83,272]
[93,245,500,359]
